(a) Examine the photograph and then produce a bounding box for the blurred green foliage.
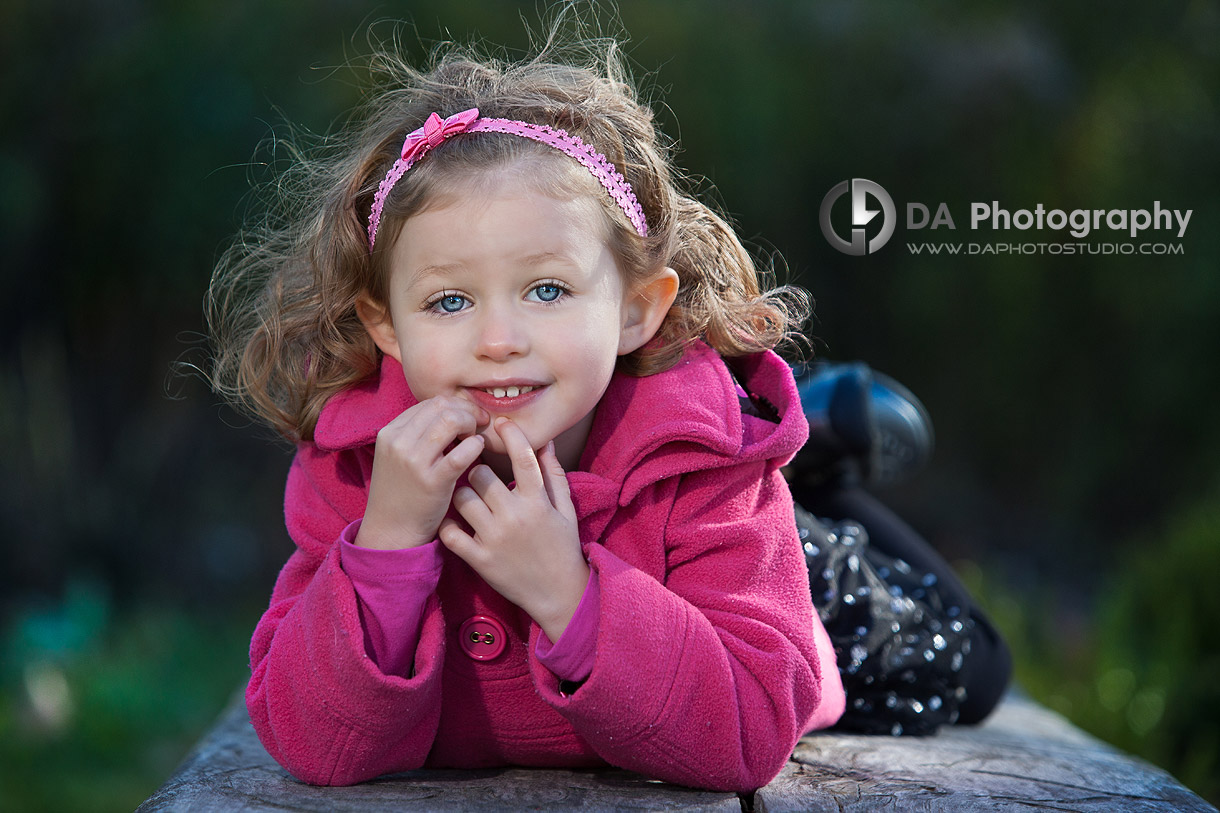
[0,583,256,812]
[966,480,1220,802]
[1,0,1217,806]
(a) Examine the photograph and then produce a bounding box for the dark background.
[2,1,1217,808]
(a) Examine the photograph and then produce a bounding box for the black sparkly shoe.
[790,362,935,487]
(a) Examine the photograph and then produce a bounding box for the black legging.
[797,485,1012,724]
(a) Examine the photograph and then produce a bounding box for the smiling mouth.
[478,385,538,398]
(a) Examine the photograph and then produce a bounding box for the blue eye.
[530,283,565,303]
[429,293,469,313]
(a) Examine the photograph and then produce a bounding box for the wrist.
[353,519,434,551]
[533,560,591,643]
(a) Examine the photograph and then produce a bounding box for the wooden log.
[139,690,1215,812]
[135,690,741,812]
[757,692,1216,812]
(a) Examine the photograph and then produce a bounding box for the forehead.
[434,154,609,222]
[390,170,617,282]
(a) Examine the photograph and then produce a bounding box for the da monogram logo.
[819,178,896,255]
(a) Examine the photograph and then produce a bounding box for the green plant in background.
[964,482,1220,805]
[0,583,255,813]
[1092,485,1220,802]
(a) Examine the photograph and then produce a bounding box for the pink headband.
[366,107,648,250]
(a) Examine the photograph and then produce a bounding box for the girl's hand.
[355,396,489,550]
[440,418,589,642]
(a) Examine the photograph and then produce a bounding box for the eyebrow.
[408,250,581,286]
[518,250,581,268]
[408,262,464,287]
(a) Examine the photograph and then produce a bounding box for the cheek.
[566,315,624,391]
[397,329,455,398]
[558,312,622,373]
[576,296,627,347]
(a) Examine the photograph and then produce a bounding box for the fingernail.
[495,416,508,427]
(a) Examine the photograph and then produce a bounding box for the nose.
[473,301,528,361]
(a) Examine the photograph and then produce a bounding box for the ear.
[618,267,680,355]
[355,294,403,363]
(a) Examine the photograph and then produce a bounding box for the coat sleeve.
[245,444,446,785]
[529,461,845,792]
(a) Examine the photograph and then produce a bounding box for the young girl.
[207,36,844,791]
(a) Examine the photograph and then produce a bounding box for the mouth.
[465,382,548,410]
[478,385,538,399]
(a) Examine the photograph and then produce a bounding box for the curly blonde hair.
[207,29,810,443]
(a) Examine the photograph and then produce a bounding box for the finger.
[423,404,484,449]
[439,433,484,477]
[495,418,545,497]
[466,464,510,505]
[453,396,492,428]
[392,394,480,430]
[539,441,575,514]
[452,485,494,531]
[390,399,484,463]
[435,393,490,423]
[438,518,483,566]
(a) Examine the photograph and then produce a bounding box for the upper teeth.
[485,386,535,398]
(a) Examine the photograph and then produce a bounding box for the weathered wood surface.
[755,692,1216,812]
[136,690,740,812]
[139,690,1215,812]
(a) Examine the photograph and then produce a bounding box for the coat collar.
[312,342,808,505]
[313,355,417,452]
[578,342,807,503]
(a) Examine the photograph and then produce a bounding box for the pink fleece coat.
[246,341,845,792]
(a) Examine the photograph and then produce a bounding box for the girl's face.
[361,173,674,475]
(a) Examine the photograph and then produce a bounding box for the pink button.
[459,615,507,661]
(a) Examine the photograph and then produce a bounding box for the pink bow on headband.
[368,107,649,250]
[400,107,480,163]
